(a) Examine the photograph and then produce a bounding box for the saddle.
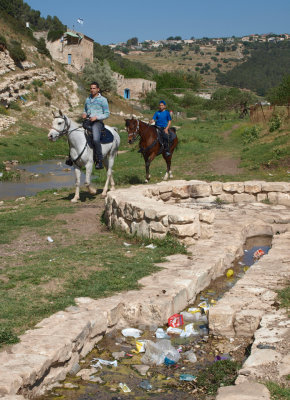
[82,119,114,144]
[155,126,177,146]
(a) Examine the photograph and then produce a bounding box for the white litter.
[180,323,199,338]
[167,327,183,335]
[91,358,118,368]
[121,328,142,338]
[145,244,157,249]
[155,328,170,339]
[123,242,132,247]
[47,236,54,243]
[119,383,131,392]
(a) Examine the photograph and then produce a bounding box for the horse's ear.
[59,109,63,116]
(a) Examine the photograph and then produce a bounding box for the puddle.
[36,236,272,400]
[0,160,83,200]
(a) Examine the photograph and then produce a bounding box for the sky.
[25,0,290,45]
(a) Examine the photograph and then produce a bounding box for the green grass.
[277,285,290,315]
[0,191,186,345]
[265,381,290,399]
[0,122,68,165]
[196,360,241,395]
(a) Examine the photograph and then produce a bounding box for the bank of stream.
[37,235,272,400]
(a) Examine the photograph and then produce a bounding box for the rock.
[223,182,244,193]
[133,364,150,375]
[76,368,98,381]
[190,183,211,197]
[262,182,290,192]
[234,309,264,337]
[257,193,267,202]
[149,221,167,233]
[170,222,199,238]
[69,362,81,375]
[216,382,270,399]
[168,214,195,224]
[172,185,190,199]
[112,351,125,360]
[243,349,282,368]
[199,210,215,224]
[244,181,262,194]
[211,181,223,195]
[219,193,234,203]
[64,382,79,389]
[15,197,26,202]
[233,193,256,203]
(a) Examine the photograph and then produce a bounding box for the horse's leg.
[144,152,157,183]
[71,167,81,202]
[101,157,110,197]
[85,160,96,195]
[162,154,173,180]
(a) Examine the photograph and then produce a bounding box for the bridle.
[127,119,140,143]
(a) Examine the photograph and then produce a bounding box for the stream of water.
[0,160,83,200]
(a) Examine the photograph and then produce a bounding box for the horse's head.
[125,118,139,144]
[48,110,70,142]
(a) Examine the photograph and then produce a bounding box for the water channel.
[0,160,82,200]
[37,235,272,400]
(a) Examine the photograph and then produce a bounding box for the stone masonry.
[0,181,289,398]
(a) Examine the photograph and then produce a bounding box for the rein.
[54,115,88,166]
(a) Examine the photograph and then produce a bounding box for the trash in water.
[145,243,157,249]
[123,242,131,247]
[121,328,142,338]
[184,350,197,363]
[168,313,184,327]
[141,339,180,365]
[180,323,199,338]
[119,383,131,392]
[155,328,170,339]
[167,326,183,335]
[164,356,176,366]
[179,374,196,381]
[91,358,118,368]
[47,236,54,243]
[198,301,210,313]
[214,354,231,362]
[253,248,265,260]
[139,380,152,390]
[226,269,234,278]
[135,340,146,353]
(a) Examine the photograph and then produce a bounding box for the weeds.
[242,125,261,144]
[0,327,19,347]
[265,381,290,399]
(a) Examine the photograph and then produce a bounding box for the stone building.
[46,30,94,71]
[113,72,156,100]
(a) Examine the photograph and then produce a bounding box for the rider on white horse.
[82,81,110,170]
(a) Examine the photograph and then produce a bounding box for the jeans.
[157,127,170,151]
[92,121,103,161]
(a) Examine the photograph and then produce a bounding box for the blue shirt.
[83,94,110,120]
[152,110,172,128]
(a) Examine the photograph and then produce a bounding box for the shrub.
[242,125,261,144]
[0,105,8,115]
[83,59,117,92]
[32,79,43,87]
[36,38,51,59]
[42,90,52,100]
[0,34,7,48]
[269,114,282,132]
[8,40,26,63]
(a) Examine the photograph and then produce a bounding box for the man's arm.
[82,99,88,119]
[164,112,172,133]
[150,112,157,125]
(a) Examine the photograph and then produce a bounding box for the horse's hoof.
[101,192,107,198]
[89,188,97,195]
[145,179,149,183]
[71,198,79,203]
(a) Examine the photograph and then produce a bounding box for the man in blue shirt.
[150,100,172,156]
[82,82,110,169]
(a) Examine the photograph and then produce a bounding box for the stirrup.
[95,160,104,170]
[65,157,73,166]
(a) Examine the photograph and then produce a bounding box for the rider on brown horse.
[150,100,172,156]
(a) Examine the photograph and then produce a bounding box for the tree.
[126,37,138,46]
[36,37,51,58]
[82,59,116,93]
[267,75,290,105]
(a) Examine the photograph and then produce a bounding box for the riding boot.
[163,139,171,157]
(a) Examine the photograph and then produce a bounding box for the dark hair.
[90,81,100,88]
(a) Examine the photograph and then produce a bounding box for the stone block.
[0,370,23,395]
[199,210,215,224]
[244,181,262,194]
[211,181,223,195]
[172,185,190,199]
[243,349,282,368]
[234,309,264,337]
[233,193,256,203]
[262,182,290,192]
[160,192,171,201]
[257,193,267,202]
[200,225,214,239]
[131,220,149,237]
[223,182,244,193]
[151,231,167,240]
[169,222,199,238]
[277,193,290,207]
[208,304,235,336]
[168,214,195,224]
[149,221,167,233]
[219,193,234,203]
[190,183,211,198]
[216,382,270,400]
[114,217,130,234]
[144,208,157,220]
[132,207,144,221]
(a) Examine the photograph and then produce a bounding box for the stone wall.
[113,72,156,99]
[0,49,15,76]
[0,68,56,105]
[105,180,290,244]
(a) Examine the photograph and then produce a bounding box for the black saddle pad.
[100,127,114,144]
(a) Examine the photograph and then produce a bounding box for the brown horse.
[125,118,178,182]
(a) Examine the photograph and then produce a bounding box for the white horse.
[48,111,120,202]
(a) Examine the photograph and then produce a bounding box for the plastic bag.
[141,339,180,366]
[167,326,183,335]
[121,328,142,338]
[155,328,170,339]
[180,323,199,338]
[91,358,117,368]
[184,350,197,363]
